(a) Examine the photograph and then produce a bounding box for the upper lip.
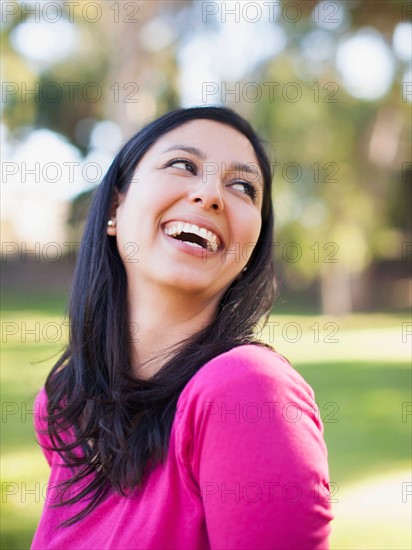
[161,216,225,250]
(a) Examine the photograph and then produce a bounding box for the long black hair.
[44,106,277,526]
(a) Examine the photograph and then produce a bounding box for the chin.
[164,277,211,294]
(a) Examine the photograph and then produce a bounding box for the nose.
[188,173,224,211]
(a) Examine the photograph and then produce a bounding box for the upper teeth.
[164,222,220,252]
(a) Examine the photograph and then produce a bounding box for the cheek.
[115,183,179,251]
[232,210,262,260]
[118,183,160,226]
[135,177,181,213]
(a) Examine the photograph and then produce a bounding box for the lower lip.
[161,229,220,258]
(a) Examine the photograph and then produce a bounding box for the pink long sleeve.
[31,344,333,549]
[175,344,333,549]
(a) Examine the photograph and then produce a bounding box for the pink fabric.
[31,344,333,549]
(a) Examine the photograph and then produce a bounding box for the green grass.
[1,293,410,549]
[296,360,410,485]
[1,290,68,315]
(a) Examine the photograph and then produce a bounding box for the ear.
[106,187,122,236]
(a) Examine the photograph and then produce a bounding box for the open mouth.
[163,222,222,253]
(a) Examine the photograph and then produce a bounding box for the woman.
[32,106,333,549]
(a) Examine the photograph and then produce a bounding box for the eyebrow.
[161,145,263,186]
[161,145,206,160]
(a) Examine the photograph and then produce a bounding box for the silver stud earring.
[242,266,248,272]
[107,219,116,227]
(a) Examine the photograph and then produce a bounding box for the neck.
[127,282,222,380]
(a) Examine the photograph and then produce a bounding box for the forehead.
[149,119,260,165]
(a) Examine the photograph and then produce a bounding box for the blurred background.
[1,0,411,548]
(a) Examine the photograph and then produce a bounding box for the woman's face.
[108,119,264,301]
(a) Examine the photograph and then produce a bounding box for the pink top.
[31,344,333,549]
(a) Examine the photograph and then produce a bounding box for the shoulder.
[174,345,334,548]
[176,343,315,411]
[173,344,330,496]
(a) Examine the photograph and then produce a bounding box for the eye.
[164,158,197,174]
[230,181,258,201]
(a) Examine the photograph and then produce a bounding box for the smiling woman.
[31,107,333,549]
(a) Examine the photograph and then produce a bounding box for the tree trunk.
[320,263,353,315]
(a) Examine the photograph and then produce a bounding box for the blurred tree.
[2,0,410,314]
[234,0,410,314]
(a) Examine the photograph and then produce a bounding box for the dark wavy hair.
[43,106,277,526]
